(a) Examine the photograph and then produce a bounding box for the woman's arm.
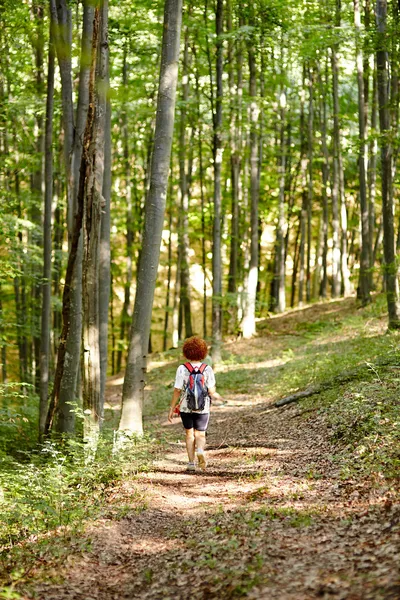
[168,388,181,423]
[208,386,222,401]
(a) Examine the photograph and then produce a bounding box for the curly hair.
[182,336,208,361]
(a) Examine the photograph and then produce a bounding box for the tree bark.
[31,1,45,395]
[117,45,134,374]
[178,26,193,339]
[306,65,313,302]
[369,60,378,281]
[163,169,174,352]
[45,1,104,436]
[39,17,55,437]
[274,87,286,313]
[355,0,371,305]
[211,0,223,361]
[81,2,108,446]
[318,57,330,299]
[375,0,400,328]
[242,22,260,337]
[53,0,95,434]
[227,2,243,328]
[119,0,182,435]
[99,38,111,414]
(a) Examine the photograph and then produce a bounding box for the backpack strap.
[183,362,207,374]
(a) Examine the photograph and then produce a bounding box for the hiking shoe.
[197,450,207,471]
[186,462,195,472]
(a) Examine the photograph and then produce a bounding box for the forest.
[0,0,399,598]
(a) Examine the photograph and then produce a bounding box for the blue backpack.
[183,362,209,411]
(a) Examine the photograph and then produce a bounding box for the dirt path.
[32,395,400,600]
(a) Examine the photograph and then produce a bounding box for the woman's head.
[182,336,208,361]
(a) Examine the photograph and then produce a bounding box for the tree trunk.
[99,41,111,414]
[330,44,341,298]
[178,27,193,339]
[332,2,351,297]
[318,57,330,298]
[376,0,400,328]
[117,46,134,374]
[45,1,103,436]
[298,73,307,307]
[81,2,108,447]
[163,171,174,352]
[306,65,313,302]
[31,1,45,395]
[355,0,371,306]
[242,25,260,338]
[274,87,286,313]
[211,0,223,361]
[39,18,55,437]
[119,0,182,435]
[53,0,95,434]
[369,60,378,282]
[227,3,243,330]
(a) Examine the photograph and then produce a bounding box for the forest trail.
[34,394,399,595]
[26,298,400,600]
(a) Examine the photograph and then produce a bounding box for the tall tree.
[355,0,371,305]
[81,0,109,445]
[242,12,260,337]
[52,0,96,434]
[119,0,183,435]
[178,25,193,339]
[211,0,224,360]
[39,18,55,437]
[375,0,400,327]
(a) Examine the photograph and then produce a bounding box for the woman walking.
[168,336,221,471]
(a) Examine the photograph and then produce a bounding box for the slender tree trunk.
[291,220,301,308]
[227,2,242,331]
[332,2,351,297]
[242,25,260,337]
[117,46,134,374]
[298,73,307,307]
[355,0,371,305]
[376,0,400,327]
[178,27,193,339]
[31,1,45,395]
[81,2,108,446]
[54,0,95,433]
[99,44,111,414]
[119,0,182,435]
[306,65,313,302]
[331,43,341,298]
[45,1,102,436]
[39,19,55,437]
[163,172,174,352]
[274,87,286,313]
[318,57,330,298]
[369,61,378,282]
[210,0,223,360]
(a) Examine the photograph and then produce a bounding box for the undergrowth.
[0,431,162,595]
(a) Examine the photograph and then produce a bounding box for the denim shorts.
[180,412,210,431]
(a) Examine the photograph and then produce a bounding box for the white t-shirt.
[174,361,216,414]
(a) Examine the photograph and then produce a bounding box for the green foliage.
[0,433,156,550]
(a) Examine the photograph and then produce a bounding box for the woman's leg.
[194,429,207,470]
[185,428,195,462]
[194,429,206,453]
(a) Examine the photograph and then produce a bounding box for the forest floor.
[5,295,400,599]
